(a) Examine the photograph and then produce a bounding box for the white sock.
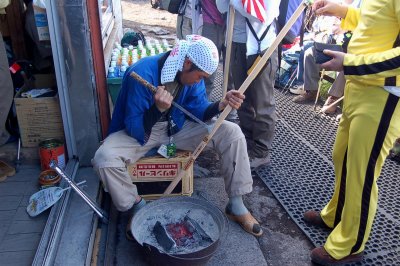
[226,196,248,216]
[132,198,146,215]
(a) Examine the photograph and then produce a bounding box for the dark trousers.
[202,22,225,96]
[229,42,278,158]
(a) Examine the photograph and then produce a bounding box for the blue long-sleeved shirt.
[108,52,220,145]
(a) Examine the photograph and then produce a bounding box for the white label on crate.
[157,144,169,159]
[134,163,179,178]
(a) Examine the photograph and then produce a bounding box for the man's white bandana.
[161,35,219,84]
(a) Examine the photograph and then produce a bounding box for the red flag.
[242,0,267,23]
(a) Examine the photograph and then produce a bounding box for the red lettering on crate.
[133,163,179,178]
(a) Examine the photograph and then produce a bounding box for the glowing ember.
[166,221,194,246]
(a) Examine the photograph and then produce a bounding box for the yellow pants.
[320,80,400,259]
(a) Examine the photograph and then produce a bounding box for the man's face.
[179,59,210,86]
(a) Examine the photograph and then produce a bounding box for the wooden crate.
[127,151,193,200]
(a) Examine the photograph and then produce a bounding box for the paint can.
[39,139,66,170]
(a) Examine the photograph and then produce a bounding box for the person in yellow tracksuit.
[303,0,400,265]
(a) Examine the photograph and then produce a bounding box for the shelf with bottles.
[107,38,172,79]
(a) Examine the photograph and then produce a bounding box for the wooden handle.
[163,2,308,195]
[314,69,325,111]
[129,71,158,94]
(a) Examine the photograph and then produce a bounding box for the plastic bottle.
[107,67,116,78]
[162,39,168,48]
[128,46,133,62]
[141,48,147,58]
[167,137,176,157]
[117,54,122,66]
[120,65,127,77]
[110,60,120,77]
[121,59,128,67]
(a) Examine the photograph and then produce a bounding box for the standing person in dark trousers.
[304,0,400,265]
[0,3,16,182]
[216,0,280,169]
[176,0,202,40]
[0,20,14,146]
[200,0,225,96]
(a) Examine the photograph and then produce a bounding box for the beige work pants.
[92,120,253,211]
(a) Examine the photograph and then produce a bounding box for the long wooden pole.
[314,69,325,111]
[164,2,308,195]
[222,5,235,99]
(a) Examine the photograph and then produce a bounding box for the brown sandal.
[225,211,263,237]
[0,160,16,182]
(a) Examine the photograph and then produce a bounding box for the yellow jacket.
[341,0,400,87]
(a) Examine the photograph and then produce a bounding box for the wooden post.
[222,5,235,99]
[163,2,308,195]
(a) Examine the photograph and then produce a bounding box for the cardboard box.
[33,6,50,41]
[127,151,193,200]
[14,74,65,148]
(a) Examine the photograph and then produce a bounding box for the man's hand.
[313,0,348,19]
[219,90,245,111]
[321,50,345,71]
[154,86,173,113]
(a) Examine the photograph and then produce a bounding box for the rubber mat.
[257,88,400,266]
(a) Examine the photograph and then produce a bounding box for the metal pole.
[15,138,21,172]
[164,1,308,195]
[49,161,109,224]
[129,71,211,131]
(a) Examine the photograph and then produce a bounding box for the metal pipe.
[15,138,21,173]
[129,71,212,132]
[49,161,108,224]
